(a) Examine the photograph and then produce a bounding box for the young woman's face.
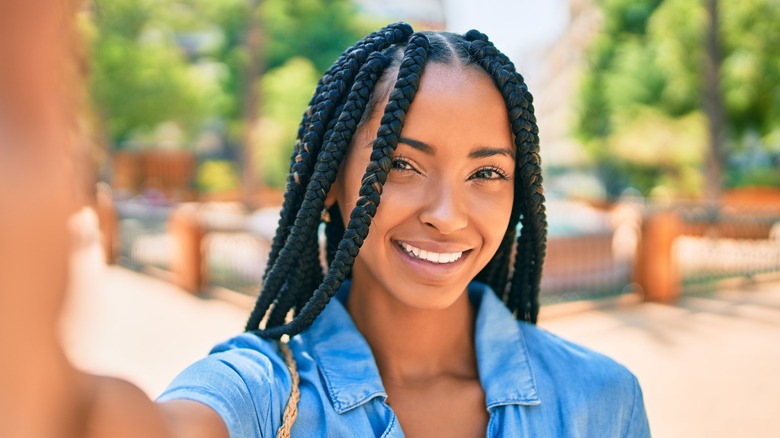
[333,63,515,311]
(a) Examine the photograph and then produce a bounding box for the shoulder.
[517,322,650,436]
[171,332,290,390]
[157,333,293,438]
[519,321,638,390]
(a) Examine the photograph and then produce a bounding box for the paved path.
[62,215,780,438]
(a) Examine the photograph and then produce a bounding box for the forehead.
[353,62,513,153]
[400,63,512,149]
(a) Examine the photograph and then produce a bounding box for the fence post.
[169,202,204,294]
[635,210,682,302]
[95,183,117,264]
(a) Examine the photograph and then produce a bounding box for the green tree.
[576,0,780,198]
[89,0,229,146]
[89,0,380,189]
[261,0,379,72]
[254,57,321,186]
[251,0,381,188]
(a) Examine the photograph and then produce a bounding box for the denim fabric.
[157,281,651,437]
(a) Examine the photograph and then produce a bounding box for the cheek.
[470,186,514,242]
[365,183,422,236]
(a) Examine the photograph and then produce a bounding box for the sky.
[356,0,571,61]
[355,0,572,87]
[444,0,570,60]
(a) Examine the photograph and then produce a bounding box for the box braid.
[246,24,547,339]
[464,30,547,323]
[246,30,429,338]
[249,23,413,327]
[260,23,413,282]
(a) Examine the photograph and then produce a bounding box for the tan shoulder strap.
[276,339,300,438]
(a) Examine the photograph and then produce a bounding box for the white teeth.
[399,242,463,264]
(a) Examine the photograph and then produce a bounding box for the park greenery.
[88,0,779,197]
[87,0,379,190]
[577,0,780,198]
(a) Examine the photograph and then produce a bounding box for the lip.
[395,240,472,254]
[392,239,473,280]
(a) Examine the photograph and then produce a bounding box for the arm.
[87,377,229,438]
[623,376,652,438]
[0,168,230,438]
[0,149,230,438]
[0,4,230,435]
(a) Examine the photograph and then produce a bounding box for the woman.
[158,23,650,437]
[1,21,650,437]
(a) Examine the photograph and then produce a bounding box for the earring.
[321,207,331,223]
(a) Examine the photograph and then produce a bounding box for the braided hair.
[245,23,547,339]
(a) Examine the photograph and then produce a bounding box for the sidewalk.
[62,218,780,438]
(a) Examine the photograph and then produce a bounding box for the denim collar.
[300,280,540,414]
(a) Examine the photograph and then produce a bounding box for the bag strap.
[276,339,300,438]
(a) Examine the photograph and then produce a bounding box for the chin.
[386,281,469,312]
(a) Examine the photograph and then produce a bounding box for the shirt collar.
[469,282,541,409]
[301,281,387,414]
[300,280,540,414]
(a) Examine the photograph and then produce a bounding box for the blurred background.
[9,0,780,437]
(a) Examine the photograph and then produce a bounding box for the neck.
[346,280,478,386]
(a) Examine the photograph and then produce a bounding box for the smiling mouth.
[398,242,465,264]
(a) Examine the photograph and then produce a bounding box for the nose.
[419,179,468,235]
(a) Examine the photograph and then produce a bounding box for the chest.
[383,378,488,438]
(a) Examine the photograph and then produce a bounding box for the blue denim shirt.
[158,282,651,437]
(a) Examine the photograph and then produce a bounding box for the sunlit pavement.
[541,279,780,438]
[62,212,780,438]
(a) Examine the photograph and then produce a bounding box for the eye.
[390,157,416,172]
[470,166,510,181]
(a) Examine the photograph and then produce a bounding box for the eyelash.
[470,165,510,181]
[390,157,511,181]
[390,156,417,173]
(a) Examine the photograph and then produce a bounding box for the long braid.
[261,23,411,276]
[251,35,430,338]
[246,27,411,331]
[246,51,395,331]
[466,32,547,323]
[275,53,395,322]
[474,227,516,301]
[258,53,387,326]
[260,23,412,283]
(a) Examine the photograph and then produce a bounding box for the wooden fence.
[96,188,780,306]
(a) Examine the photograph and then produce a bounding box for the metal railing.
[106,197,780,307]
[540,232,635,304]
[115,199,175,276]
[674,202,780,290]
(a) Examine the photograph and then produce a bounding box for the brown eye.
[391,158,415,172]
[471,167,509,181]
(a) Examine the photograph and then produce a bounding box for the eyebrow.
[398,137,514,160]
[468,146,515,160]
[398,137,434,154]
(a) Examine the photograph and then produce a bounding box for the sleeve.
[156,339,290,438]
[623,375,652,438]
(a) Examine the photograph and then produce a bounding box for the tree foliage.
[89,0,378,188]
[254,57,321,186]
[262,0,380,72]
[89,0,230,146]
[576,0,780,197]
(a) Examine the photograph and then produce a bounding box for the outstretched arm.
[0,2,228,437]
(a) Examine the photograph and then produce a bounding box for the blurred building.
[532,0,601,169]
[358,0,600,171]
